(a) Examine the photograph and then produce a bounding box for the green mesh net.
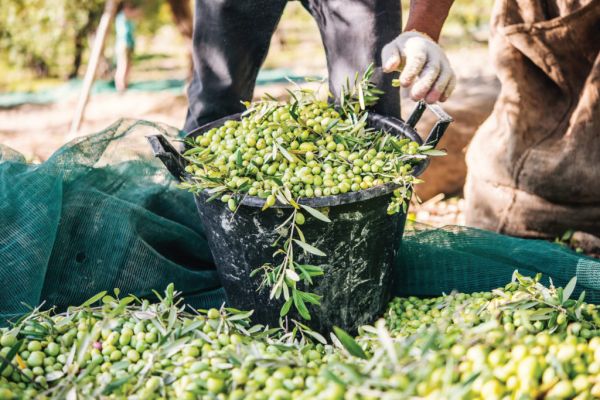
[1,119,599,325]
[0,120,223,324]
[397,224,600,302]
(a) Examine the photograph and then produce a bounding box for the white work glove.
[382,31,456,103]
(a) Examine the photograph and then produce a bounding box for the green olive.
[206,377,225,394]
[207,308,220,320]
[26,351,45,368]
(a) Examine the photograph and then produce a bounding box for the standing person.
[184,0,457,133]
[114,2,137,92]
[465,0,600,238]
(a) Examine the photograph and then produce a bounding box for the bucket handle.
[407,101,453,148]
[368,101,452,149]
[146,135,188,182]
[367,101,452,178]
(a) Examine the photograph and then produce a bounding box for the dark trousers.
[184,0,401,133]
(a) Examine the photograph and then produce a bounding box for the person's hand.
[382,31,456,103]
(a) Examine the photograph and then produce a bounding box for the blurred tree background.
[0,0,190,90]
[0,0,492,92]
[0,0,106,79]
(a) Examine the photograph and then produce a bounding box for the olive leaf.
[182,146,206,156]
[46,370,65,382]
[562,276,577,304]
[325,118,339,133]
[299,204,331,223]
[295,225,306,243]
[332,326,367,359]
[323,369,347,386]
[576,290,586,307]
[80,291,107,308]
[303,328,327,345]
[557,287,564,305]
[261,200,273,212]
[282,280,290,300]
[293,289,311,320]
[299,291,321,306]
[280,298,293,317]
[181,320,204,335]
[293,239,326,257]
[101,376,132,395]
[529,308,554,321]
[421,149,447,156]
[227,310,254,321]
[277,144,296,163]
[0,339,23,375]
[357,83,365,110]
[108,297,135,318]
[298,264,324,276]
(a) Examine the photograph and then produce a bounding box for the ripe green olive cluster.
[181,99,423,214]
[0,286,355,400]
[350,274,600,399]
[2,275,599,399]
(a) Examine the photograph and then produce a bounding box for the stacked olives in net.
[350,274,600,400]
[4,274,600,399]
[181,91,426,214]
[0,291,339,400]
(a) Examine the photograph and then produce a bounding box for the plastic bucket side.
[187,112,421,332]
[194,188,406,333]
[147,102,452,333]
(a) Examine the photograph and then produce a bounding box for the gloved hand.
[382,31,456,103]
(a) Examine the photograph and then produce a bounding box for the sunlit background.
[0,0,497,225]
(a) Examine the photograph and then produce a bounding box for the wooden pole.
[69,0,119,138]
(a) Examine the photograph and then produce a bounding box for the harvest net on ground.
[1,118,598,322]
[2,119,600,399]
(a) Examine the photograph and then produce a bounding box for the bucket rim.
[196,180,409,208]
[187,112,428,209]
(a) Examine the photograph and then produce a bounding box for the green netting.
[1,119,599,325]
[0,120,224,324]
[397,224,600,302]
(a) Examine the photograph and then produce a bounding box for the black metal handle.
[367,113,422,145]
[368,101,452,147]
[368,101,452,149]
[146,135,188,182]
[406,101,453,148]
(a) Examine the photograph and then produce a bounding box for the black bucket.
[148,101,451,333]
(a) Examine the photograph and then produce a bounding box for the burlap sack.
[465,0,600,238]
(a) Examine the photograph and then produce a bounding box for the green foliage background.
[0,0,105,78]
[444,0,493,37]
[0,0,492,84]
[0,0,172,80]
